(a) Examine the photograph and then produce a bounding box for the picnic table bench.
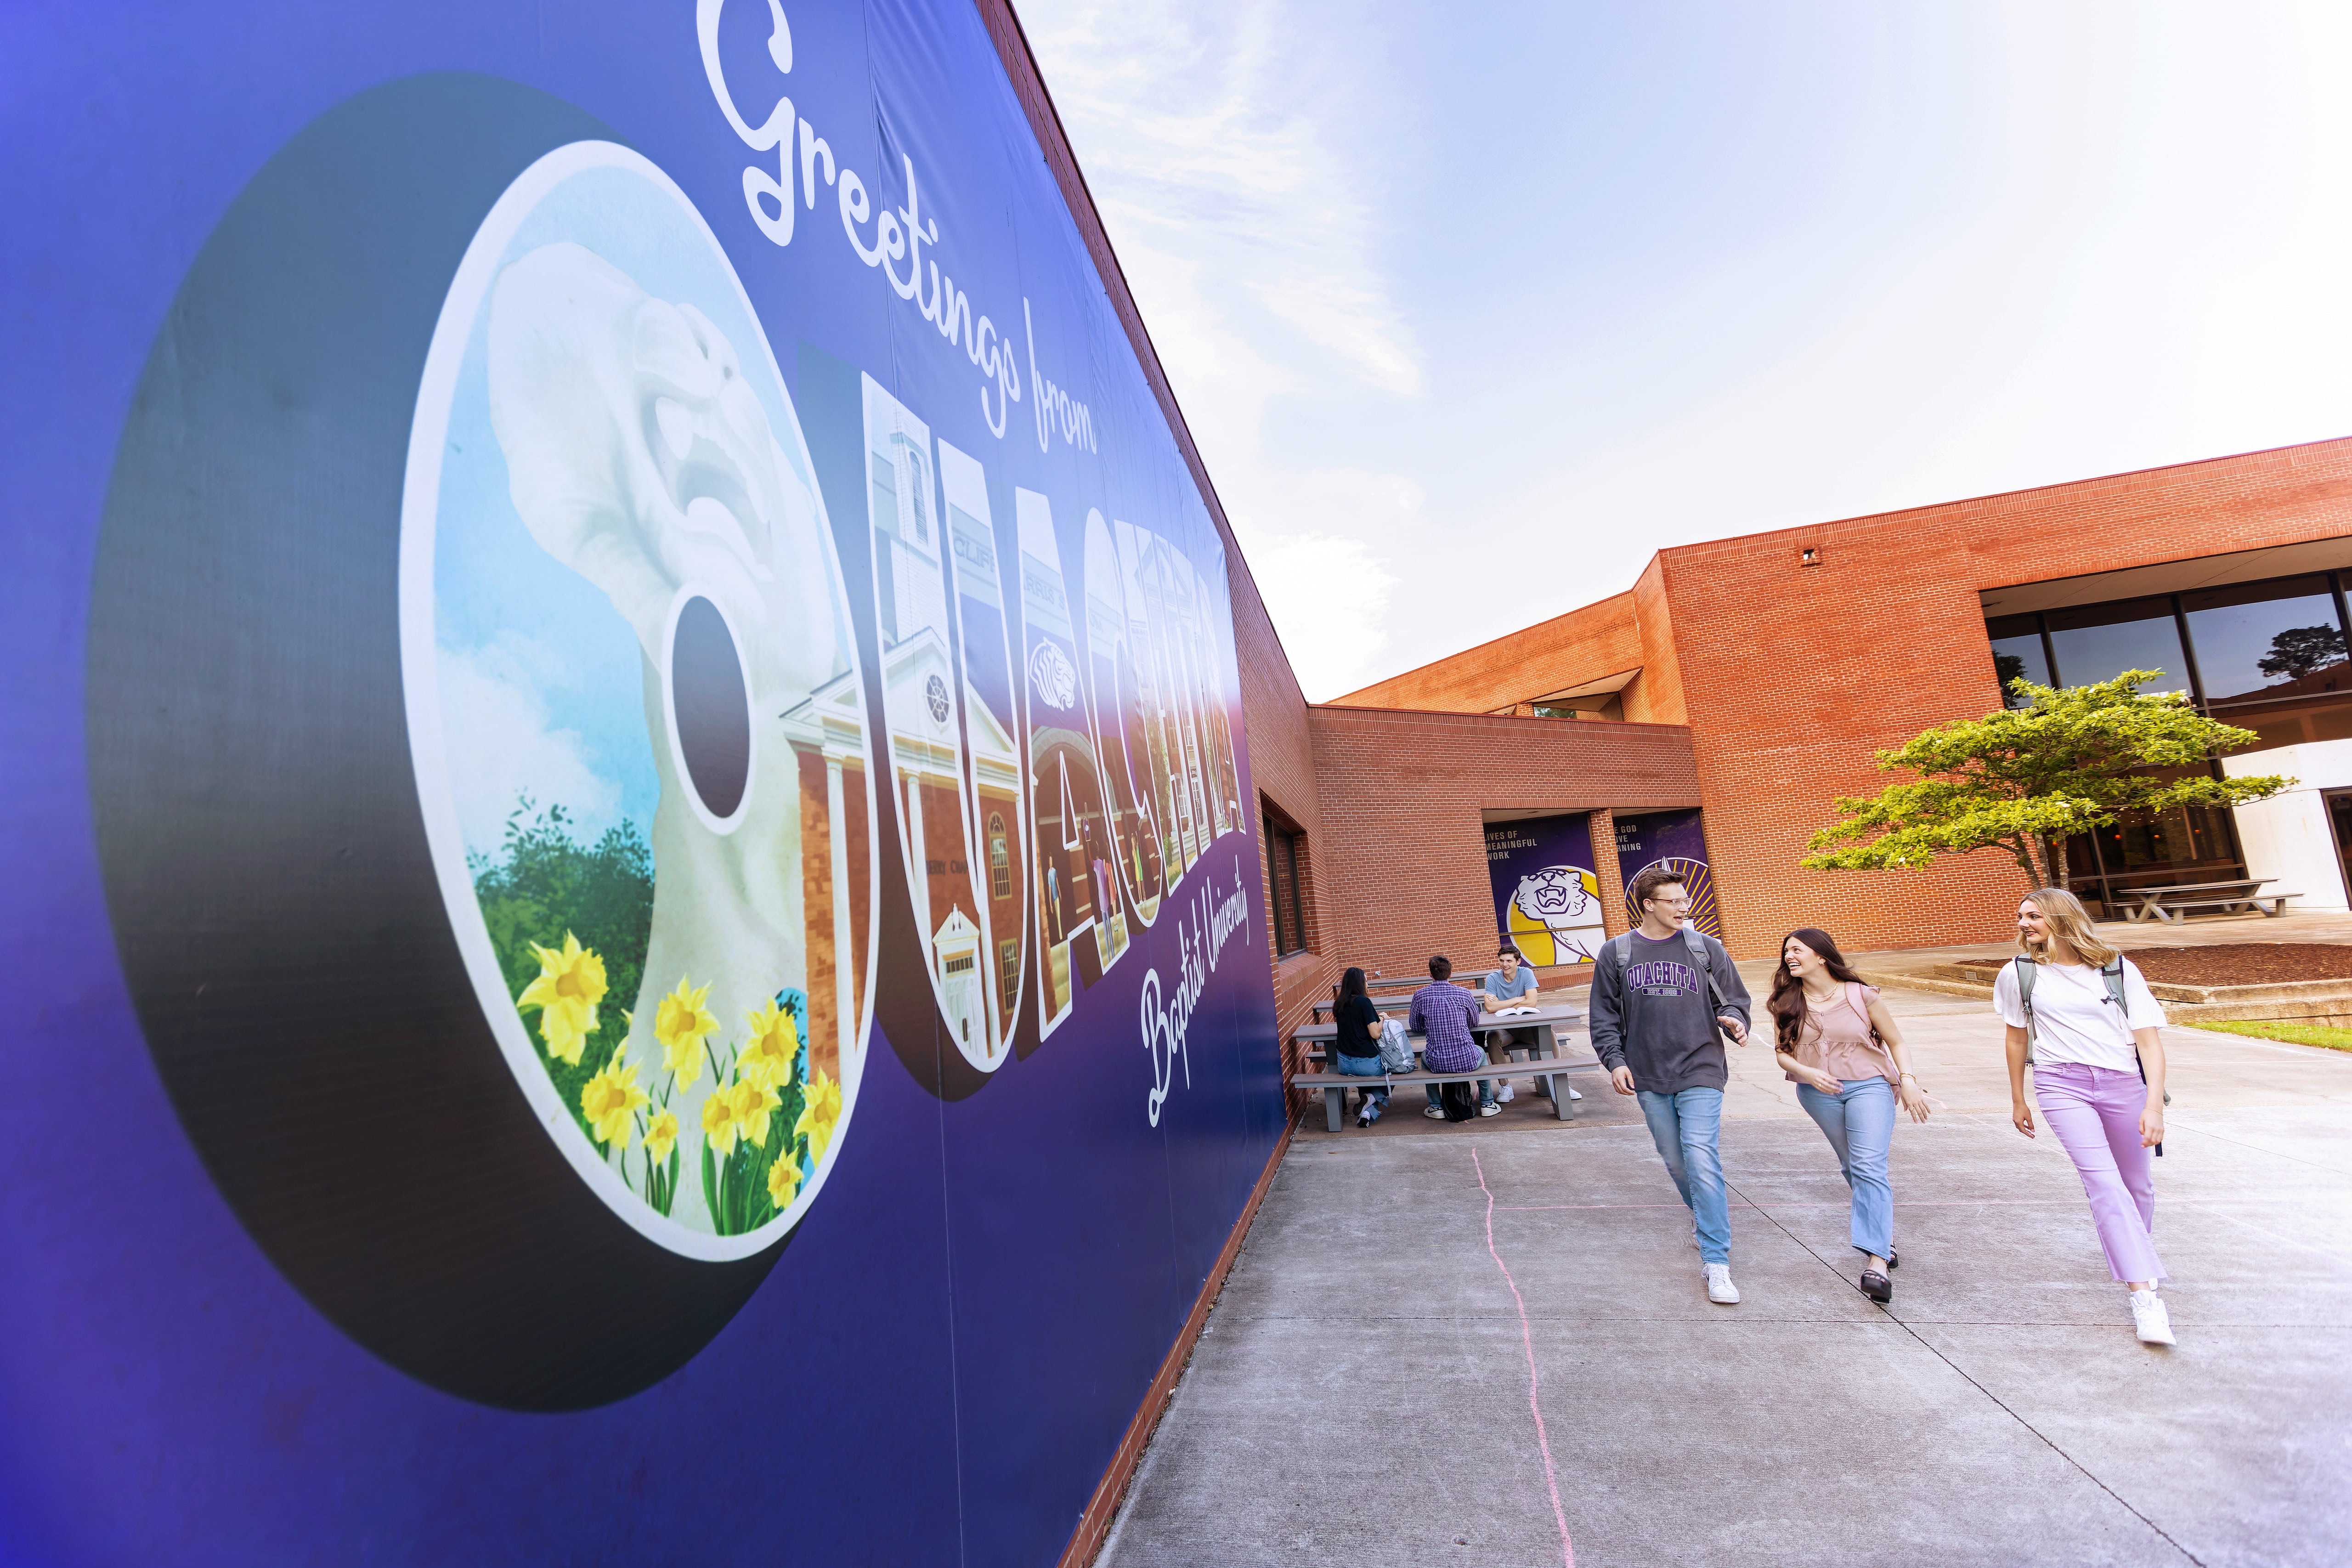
[1295,1000,1586,1059]
[2112,879,2297,923]
[1289,1002,1597,1130]
[1288,1059,1605,1130]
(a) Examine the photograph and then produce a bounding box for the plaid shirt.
[1410,983,1486,1073]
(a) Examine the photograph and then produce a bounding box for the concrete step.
[1866,965,2352,1029]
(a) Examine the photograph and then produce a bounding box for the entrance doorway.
[2327,790,2352,907]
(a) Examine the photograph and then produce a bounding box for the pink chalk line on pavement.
[1473,1148,1576,1568]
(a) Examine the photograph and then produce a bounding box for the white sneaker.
[1423,1105,1447,1120]
[1478,1100,1502,1117]
[2130,1290,2177,1346]
[1704,1263,1740,1305]
[1497,1081,1515,1103]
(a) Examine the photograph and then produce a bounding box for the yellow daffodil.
[517,932,607,1063]
[701,1087,739,1158]
[738,998,801,1091]
[795,1068,843,1164]
[655,978,718,1087]
[538,1003,590,1066]
[731,1079,782,1149]
[645,1109,679,1165]
[766,1152,802,1208]
[579,1049,648,1149]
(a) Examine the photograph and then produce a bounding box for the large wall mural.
[1613,808,1722,939]
[1485,813,1607,966]
[3,3,1281,1562]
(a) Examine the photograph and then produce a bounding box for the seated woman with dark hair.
[1329,967,1390,1127]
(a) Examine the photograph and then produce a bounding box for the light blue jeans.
[1637,1087,1730,1265]
[1334,1051,1389,1119]
[1795,1076,1895,1262]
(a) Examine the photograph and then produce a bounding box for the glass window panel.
[2044,597,2187,695]
[2180,575,2348,708]
[1264,816,1307,956]
[2089,804,2241,886]
[1985,616,2049,708]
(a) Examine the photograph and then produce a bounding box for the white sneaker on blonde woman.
[2130,1290,2176,1346]
[1703,1263,1740,1304]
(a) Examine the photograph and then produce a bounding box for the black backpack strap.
[1681,925,1730,1013]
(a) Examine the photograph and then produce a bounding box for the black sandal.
[1887,1249,1898,1270]
[1860,1270,1892,1303]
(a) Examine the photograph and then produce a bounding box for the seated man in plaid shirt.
[1411,954,1499,1119]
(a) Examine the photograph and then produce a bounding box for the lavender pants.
[2035,1062,2165,1284]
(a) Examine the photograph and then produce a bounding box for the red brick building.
[1287,438,2352,969]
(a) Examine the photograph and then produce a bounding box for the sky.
[1016,0,2352,702]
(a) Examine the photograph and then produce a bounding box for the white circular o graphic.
[399,141,877,1261]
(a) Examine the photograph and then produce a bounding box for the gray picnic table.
[2112,878,2297,923]
[1290,1000,1596,1129]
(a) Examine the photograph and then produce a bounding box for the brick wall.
[1227,553,1340,1090]
[1319,437,2352,957]
[1303,706,1700,980]
[1336,589,1644,714]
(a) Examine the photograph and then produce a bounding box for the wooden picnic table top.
[1293,1001,1586,1041]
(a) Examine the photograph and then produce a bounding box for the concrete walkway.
[1100,986,2352,1568]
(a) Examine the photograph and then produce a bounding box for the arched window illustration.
[989,813,1011,899]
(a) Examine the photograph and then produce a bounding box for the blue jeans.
[1637,1087,1730,1265]
[1334,1052,1390,1119]
[1797,1077,1895,1262]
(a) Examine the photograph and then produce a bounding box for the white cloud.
[1023,0,1428,697]
[1223,472,1402,700]
[435,636,625,855]
[1027,0,2352,702]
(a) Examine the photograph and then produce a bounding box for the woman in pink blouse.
[1768,928,1930,1302]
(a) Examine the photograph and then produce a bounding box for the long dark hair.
[1339,966,1368,1002]
[1767,928,1867,1050]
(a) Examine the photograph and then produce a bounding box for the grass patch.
[2187,1019,2352,1053]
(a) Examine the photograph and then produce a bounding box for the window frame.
[1261,808,1310,959]
[1984,567,2352,911]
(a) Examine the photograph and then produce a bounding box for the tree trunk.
[2007,835,2046,890]
[2051,833,2070,890]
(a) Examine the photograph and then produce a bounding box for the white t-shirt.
[1991,957,2166,1074]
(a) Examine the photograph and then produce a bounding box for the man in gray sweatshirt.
[1588,866,1753,1303]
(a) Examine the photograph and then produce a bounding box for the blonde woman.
[1993,889,2176,1346]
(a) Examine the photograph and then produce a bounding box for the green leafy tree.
[1804,670,2291,890]
[471,797,655,1139]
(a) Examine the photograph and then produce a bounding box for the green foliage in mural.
[471,798,654,1141]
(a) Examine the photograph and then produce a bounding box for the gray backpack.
[1376,1017,1415,1076]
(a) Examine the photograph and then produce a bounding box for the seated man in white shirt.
[1477,943,1540,1104]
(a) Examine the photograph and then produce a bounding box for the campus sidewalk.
[1099,987,2352,1568]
